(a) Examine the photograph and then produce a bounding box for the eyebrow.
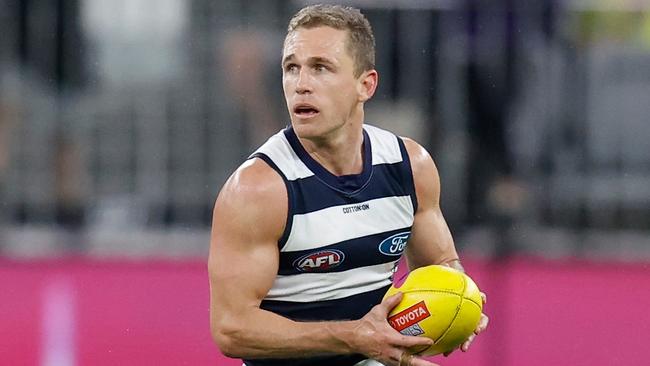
[282,54,295,65]
[282,54,336,67]
[309,56,335,66]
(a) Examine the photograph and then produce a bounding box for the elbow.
[212,331,238,358]
[211,318,246,358]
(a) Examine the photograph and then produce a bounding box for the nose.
[295,70,312,94]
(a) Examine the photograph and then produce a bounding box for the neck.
[299,114,365,177]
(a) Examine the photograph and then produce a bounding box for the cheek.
[335,85,358,107]
[282,79,294,99]
[282,76,291,91]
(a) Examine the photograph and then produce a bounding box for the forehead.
[283,26,351,61]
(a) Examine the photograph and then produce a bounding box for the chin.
[291,119,326,139]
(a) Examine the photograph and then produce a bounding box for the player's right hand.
[350,292,440,366]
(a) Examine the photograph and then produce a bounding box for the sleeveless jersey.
[244,124,418,366]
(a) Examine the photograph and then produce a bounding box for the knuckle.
[376,332,393,347]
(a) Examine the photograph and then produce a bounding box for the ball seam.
[432,274,467,344]
[399,289,464,296]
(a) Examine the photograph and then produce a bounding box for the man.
[208,5,488,366]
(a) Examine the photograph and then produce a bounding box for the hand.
[350,293,440,366]
[444,291,489,357]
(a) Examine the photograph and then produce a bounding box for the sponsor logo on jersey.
[293,249,345,272]
[342,203,370,214]
[388,301,431,332]
[378,231,411,256]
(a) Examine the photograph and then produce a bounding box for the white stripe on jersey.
[254,131,314,180]
[364,125,403,165]
[283,195,414,252]
[265,261,397,302]
[254,125,403,182]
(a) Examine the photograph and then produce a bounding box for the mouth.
[293,103,320,119]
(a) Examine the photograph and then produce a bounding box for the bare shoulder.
[401,137,441,206]
[212,157,288,245]
[218,157,286,203]
[401,137,439,180]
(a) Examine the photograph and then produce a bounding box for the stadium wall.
[0,257,647,366]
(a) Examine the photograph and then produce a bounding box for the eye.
[284,63,298,73]
[314,64,327,72]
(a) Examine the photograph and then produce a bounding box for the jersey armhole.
[248,153,294,250]
[396,137,419,214]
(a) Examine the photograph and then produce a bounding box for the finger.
[380,292,404,313]
[394,334,434,350]
[461,334,476,352]
[480,292,487,304]
[443,348,455,357]
[400,353,439,366]
[475,314,489,334]
[398,352,413,366]
[411,356,440,366]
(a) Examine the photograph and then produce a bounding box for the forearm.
[404,241,460,270]
[213,306,358,359]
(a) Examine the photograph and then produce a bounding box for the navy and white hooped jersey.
[244,124,418,366]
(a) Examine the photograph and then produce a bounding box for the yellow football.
[383,265,483,356]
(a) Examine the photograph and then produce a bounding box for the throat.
[292,122,368,177]
[312,149,364,177]
[307,132,366,177]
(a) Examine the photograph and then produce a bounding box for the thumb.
[379,292,403,314]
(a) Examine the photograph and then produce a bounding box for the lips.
[293,103,320,118]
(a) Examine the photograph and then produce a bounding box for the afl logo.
[378,231,411,256]
[293,250,345,272]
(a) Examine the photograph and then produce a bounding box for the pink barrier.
[1,257,648,365]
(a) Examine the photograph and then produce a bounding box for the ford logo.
[378,231,411,256]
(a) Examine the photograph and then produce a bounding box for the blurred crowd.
[1,0,650,259]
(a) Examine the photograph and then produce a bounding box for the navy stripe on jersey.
[288,161,414,215]
[284,127,373,194]
[397,136,418,212]
[277,227,409,275]
[245,286,391,366]
[260,285,389,322]
[244,354,365,366]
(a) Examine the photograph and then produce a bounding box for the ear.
[357,69,378,102]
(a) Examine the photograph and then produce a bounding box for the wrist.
[323,320,358,355]
[442,258,464,273]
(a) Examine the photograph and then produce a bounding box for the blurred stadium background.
[1,0,649,365]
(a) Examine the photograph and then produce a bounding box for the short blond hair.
[287,4,375,77]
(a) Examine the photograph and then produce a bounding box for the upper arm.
[208,158,287,334]
[402,138,459,270]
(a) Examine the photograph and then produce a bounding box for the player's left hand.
[443,291,489,357]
